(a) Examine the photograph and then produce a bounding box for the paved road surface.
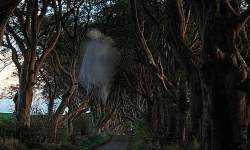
[95,135,131,150]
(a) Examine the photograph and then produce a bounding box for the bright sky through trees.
[0,63,18,89]
[0,99,14,113]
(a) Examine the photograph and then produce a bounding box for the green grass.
[0,113,13,119]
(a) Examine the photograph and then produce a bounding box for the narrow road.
[94,135,131,150]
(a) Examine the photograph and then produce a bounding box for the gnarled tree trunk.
[0,0,19,45]
[185,0,250,149]
[47,86,77,142]
[166,0,202,142]
[4,0,62,128]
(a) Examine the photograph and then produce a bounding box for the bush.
[73,114,92,138]
[68,132,81,145]
[56,124,70,144]
[0,114,110,150]
[132,118,159,150]
[0,117,16,139]
[61,142,81,150]
[38,143,61,150]
[0,139,29,150]
[80,133,110,150]
[0,115,48,148]
[29,115,49,144]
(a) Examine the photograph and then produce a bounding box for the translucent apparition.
[79,29,120,104]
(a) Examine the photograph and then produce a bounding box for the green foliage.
[61,142,81,150]
[38,143,61,150]
[132,118,159,150]
[0,113,111,149]
[80,133,109,150]
[73,115,92,137]
[29,115,49,144]
[52,127,109,150]
[0,139,29,150]
[47,115,110,150]
[56,125,70,144]
[0,113,13,119]
[35,134,109,150]
[184,139,199,150]
[0,115,49,149]
[0,118,17,140]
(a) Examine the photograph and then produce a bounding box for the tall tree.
[4,0,61,127]
[130,0,201,145]
[166,0,202,142]
[184,0,250,149]
[42,0,92,142]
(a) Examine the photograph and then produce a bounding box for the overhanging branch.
[234,6,250,31]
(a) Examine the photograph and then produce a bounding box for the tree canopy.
[1,0,250,150]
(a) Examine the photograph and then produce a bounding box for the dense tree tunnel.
[0,0,250,150]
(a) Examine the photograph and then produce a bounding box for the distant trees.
[130,0,195,146]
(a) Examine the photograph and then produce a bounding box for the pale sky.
[0,99,14,113]
[0,63,18,89]
[0,54,67,114]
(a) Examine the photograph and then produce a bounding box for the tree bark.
[16,56,38,126]
[47,119,58,143]
[47,85,93,142]
[178,78,188,147]
[4,0,62,128]
[166,0,202,141]
[0,0,20,45]
[185,0,250,149]
[147,98,156,131]
[46,85,76,142]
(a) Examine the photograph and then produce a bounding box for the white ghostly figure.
[79,29,119,104]
[87,28,103,40]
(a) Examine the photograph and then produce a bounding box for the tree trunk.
[168,105,178,140]
[178,79,188,147]
[16,63,34,126]
[67,117,73,134]
[48,95,54,117]
[166,0,202,142]
[4,0,61,130]
[94,118,103,134]
[47,91,74,142]
[147,99,156,131]
[47,119,58,143]
[186,1,250,149]
[0,9,13,45]
[16,89,33,126]
[67,101,74,133]
[188,73,202,139]
[15,69,34,142]
[0,0,19,45]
